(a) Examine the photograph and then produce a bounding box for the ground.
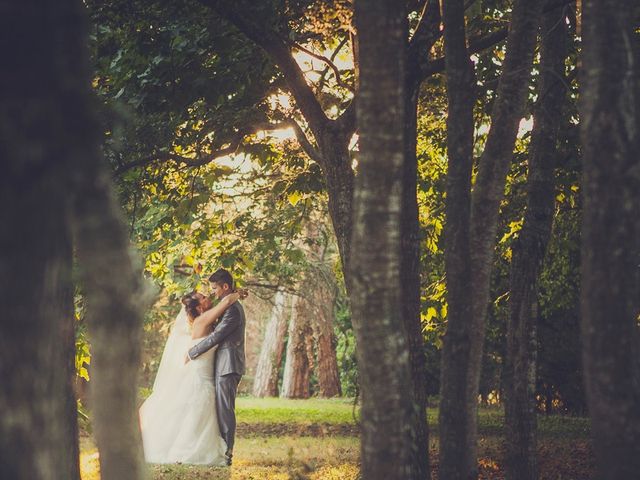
[80,397,593,479]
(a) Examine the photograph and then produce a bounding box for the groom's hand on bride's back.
[184,353,191,364]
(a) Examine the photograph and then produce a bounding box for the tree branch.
[417,0,576,81]
[409,0,442,85]
[198,0,330,137]
[317,36,350,92]
[114,119,324,175]
[285,37,354,93]
[421,27,509,78]
[288,120,325,165]
[114,135,245,175]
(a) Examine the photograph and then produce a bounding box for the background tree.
[281,294,314,398]
[253,289,289,397]
[504,6,569,479]
[439,0,543,476]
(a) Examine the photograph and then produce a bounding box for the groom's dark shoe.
[224,450,233,466]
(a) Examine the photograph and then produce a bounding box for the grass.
[80,397,593,480]
[236,396,358,425]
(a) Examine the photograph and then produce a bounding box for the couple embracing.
[139,268,247,466]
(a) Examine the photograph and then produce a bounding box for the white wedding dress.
[139,307,228,465]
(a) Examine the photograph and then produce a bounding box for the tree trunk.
[281,295,313,398]
[0,2,93,478]
[309,269,341,398]
[72,151,147,480]
[351,1,420,477]
[439,0,476,477]
[302,220,342,398]
[253,290,288,397]
[403,73,430,478]
[64,5,147,478]
[317,133,356,284]
[440,0,543,476]
[504,7,568,480]
[579,0,640,478]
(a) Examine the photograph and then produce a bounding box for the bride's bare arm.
[191,292,240,338]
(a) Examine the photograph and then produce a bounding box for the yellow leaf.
[287,191,302,206]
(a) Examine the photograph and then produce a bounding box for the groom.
[186,268,245,466]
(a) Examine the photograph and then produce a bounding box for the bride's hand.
[237,288,249,299]
[226,291,241,304]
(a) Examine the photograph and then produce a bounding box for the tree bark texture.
[72,153,147,480]
[64,5,148,479]
[579,0,640,478]
[504,7,568,480]
[440,0,543,477]
[253,290,289,397]
[302,220,342,398]
[439,0,477,477]
[352,1,421,478]
[0,2,94,478]
[403,71,431,479]
[466,2,544,473]
[280,295,314,398]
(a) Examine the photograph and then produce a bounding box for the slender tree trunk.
[0,2,93,478]
[253,290,288,397]
[504,7,568,480]
[352,1,420,477]
[440,0,543,477]
[439,0,476,477]
[579,0,640,478]
[281,295,313,398]
[403,74,430,478]
[466,3,543,474]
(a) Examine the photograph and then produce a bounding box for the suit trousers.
[215,373,241,453]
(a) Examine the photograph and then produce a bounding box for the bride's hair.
[181,292,201,322]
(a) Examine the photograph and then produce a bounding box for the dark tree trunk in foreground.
[66,20,147,480]
[253,290,288,397]
[580,0,640,478]
[439,0,542,477]
[1,2,145,479]
[0,3,87,479]
[352,1,420,477]
[504,7,568,480]
[281,295,313,398]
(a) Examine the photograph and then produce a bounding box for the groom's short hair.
[208,268,234,289]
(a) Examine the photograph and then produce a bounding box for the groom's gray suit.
[188,300,246,454]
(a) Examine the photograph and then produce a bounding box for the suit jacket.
[188,301,246,376]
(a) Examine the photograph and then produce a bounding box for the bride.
[139,289,244,465]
